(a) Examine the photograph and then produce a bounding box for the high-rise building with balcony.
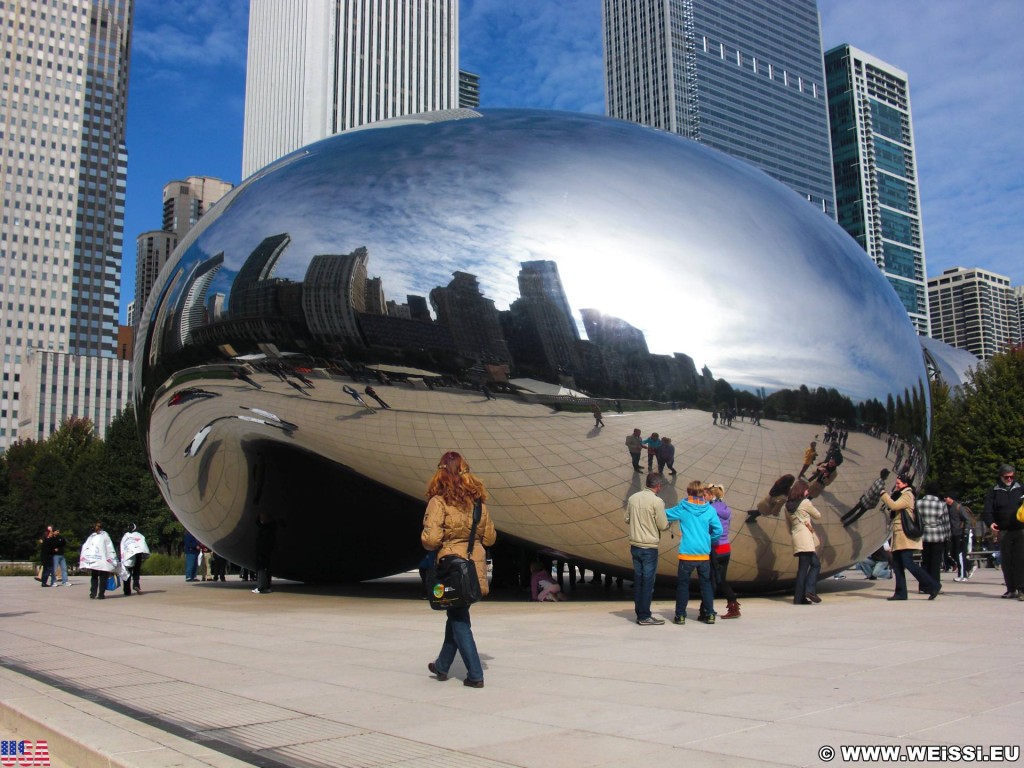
[826,44,930,335]
[242,0,459,178]
[928,267,1020,360]
[1,0,133,448]
[459,69,480,108]
[602,0,836,216]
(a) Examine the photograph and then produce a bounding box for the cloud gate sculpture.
[135,109,929,589]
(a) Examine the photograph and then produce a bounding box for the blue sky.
[123,0,1024,321]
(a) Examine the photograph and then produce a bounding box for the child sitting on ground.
[529,560,567,602]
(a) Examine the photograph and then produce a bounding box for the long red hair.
[426,451,487,509]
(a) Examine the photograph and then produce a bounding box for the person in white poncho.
[120,523,150,596]
[79,522,118,600]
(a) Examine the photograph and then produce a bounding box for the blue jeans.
[674,560,714,619]
[631,546,659,620]
[52,554,67,585]
[892,549,939,598]
[185,553,198,581]
[793,552,820,602]
[435,605,483,682]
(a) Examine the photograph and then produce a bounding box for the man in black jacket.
[982,464,1024,599]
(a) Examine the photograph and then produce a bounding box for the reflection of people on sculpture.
[422,451,497,688]
[806,459,837,499]
[882,474,940,600]
[233,367,262,389]
[591,403,604,428]
[642,432,661,472]
[342,384,376,413]
[657,437,677,475]
[798,441,817,478]
[665,481,722,625]
[841,468,890,527]
[747,474,795,522]
[625,428,643,473]
[785,479,822,605]
[364,385,391,409]
[707,484,740,619]
[480,384,497,401]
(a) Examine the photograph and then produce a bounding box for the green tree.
[927,347,1024,506]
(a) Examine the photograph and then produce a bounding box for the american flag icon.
[0,740,50,766]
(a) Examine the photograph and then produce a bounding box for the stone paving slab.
[0,570,1021,768]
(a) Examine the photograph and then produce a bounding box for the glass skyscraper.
[603,0,836,216]
[825,44,929,335]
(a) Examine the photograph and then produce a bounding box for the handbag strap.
[466,499,482,558]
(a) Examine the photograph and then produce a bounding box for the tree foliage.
[926,347,1024,507]
[0,407,178,560]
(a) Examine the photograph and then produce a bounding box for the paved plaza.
[1,568,1021,768]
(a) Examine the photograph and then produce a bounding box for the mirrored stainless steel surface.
[135,109,929,587]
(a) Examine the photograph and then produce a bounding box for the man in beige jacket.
[625,472,670,624]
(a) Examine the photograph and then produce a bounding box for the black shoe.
[428,662,448,681]
[806,593,821,603]
[463,678,484,688]
[96,595,105,600]
[40,583,51,588]
[1001,591,1019,599]
[867,576,877,580]
[928,588,941,600]
[886,596,907,601]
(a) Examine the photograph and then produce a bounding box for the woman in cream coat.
[881,474,940,600]
[786,479,822,604]
[422,451,497,689]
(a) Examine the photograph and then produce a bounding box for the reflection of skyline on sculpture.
[136,109,932,585]
[148,110,919,401]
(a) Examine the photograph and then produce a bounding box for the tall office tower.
[0,0,133,448]
[459,70,480,108]
[134,176,232,325]
[928,267,1020,361]
[602,0,836,216]
[826,45,930,335]
[1015,286,1024,347]
[242,0,459,178]
[70,0,133,357]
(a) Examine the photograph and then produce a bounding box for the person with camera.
[881,474,940,601]
[421,451,496,689]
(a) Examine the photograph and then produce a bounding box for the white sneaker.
[252,588,262,594]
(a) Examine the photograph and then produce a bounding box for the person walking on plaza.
[982,464,1024,599]
[625,428,643,473]
[38,527,55,588]
[591,403,604,428]
[882,474,940,601]
[364,385,391,409]
[657,437,677,475]
[707,484,740,619]
[79,522,118,600]
[253,512,277,594]
[946,497,974,582]
[625,472,669,625]
[665,481,722,625]
[786,479,822,604]
[183,530,200,582]
[422,451,497,688]
[119,523,150,596]
[50,528,70,586]
[917,482,950,589]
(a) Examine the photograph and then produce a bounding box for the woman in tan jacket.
[421,451,497,688]
[786,479,822,604]
[881,473,940,600]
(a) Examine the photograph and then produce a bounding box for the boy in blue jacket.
[665,481,723,624]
